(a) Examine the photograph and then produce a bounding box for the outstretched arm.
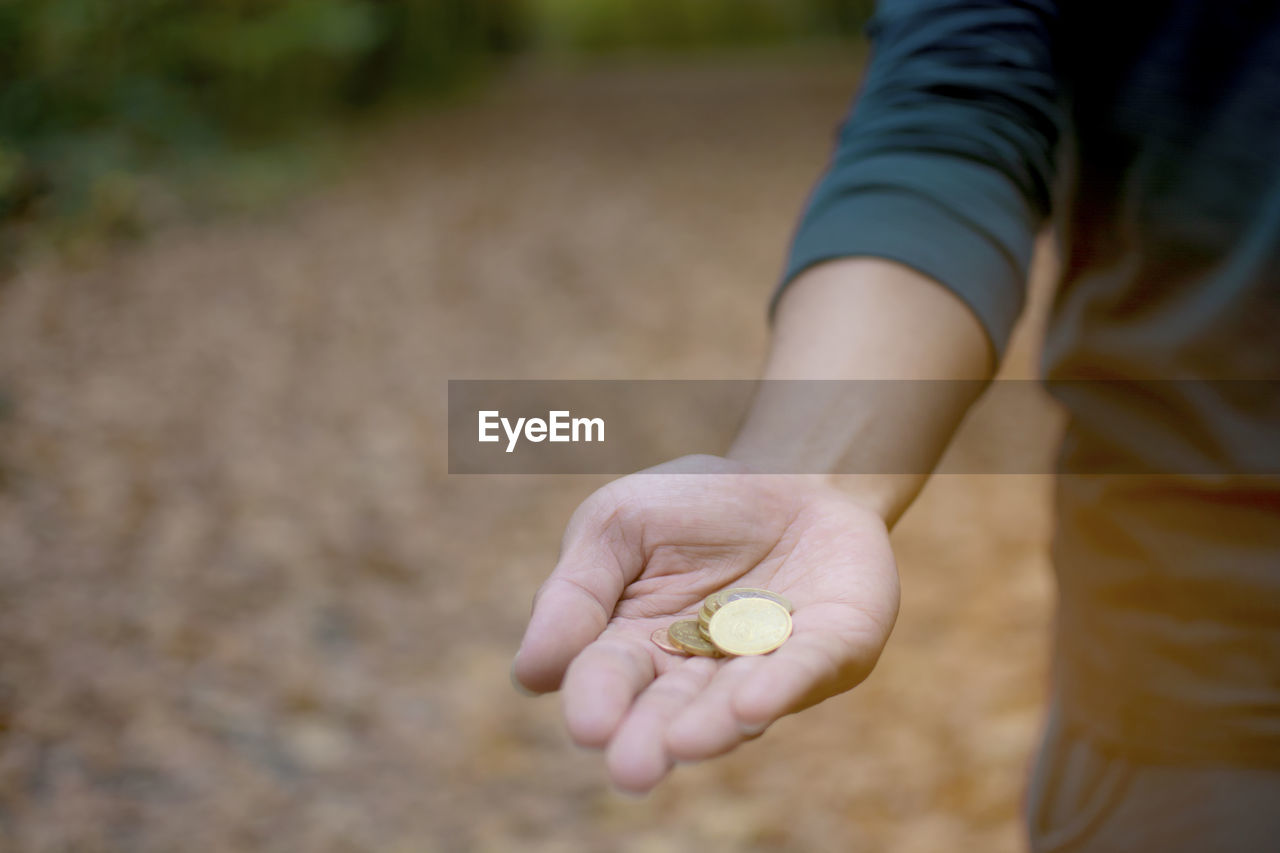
[731,256,992,523]
[515,0,1062,793]
[513,258,992,793]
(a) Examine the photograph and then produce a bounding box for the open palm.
[513,455,900,793]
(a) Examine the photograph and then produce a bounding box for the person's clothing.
[779,0,1280,766]
[1026,697,1280,852]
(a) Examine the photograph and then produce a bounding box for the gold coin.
[651,626,686,656]
[701,589,788,622]
[707,598,792,656]
[717,587,795,614]
[701,590,729,615]
[666,619,722,657]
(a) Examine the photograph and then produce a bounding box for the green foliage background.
[0,0,871,247]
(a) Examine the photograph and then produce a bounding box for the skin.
[513,258,995,793]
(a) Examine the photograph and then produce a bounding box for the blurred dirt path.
[0,57,1056,852]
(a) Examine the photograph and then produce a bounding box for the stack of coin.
[651,587,794,658]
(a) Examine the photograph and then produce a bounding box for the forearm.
[734,0,1061,525]
[728,258,994,525]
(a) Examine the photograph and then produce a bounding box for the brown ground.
[0,56,1060,852]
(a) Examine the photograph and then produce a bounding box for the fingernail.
[738,720,768,737]
[510,659,537,697]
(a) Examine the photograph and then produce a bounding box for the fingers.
[664,655,771,761]
[666,607,880,763]
[560,634,656,748]
[605,657,718,794]
[732,627,865,725]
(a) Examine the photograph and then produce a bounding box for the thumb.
[513,502,636,693]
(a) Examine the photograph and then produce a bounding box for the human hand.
[512,455,900,793]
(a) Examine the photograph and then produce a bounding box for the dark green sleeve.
[777,0,1063,356]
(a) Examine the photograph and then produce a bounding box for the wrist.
[722,448,907,528]
[826,474,924,528]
